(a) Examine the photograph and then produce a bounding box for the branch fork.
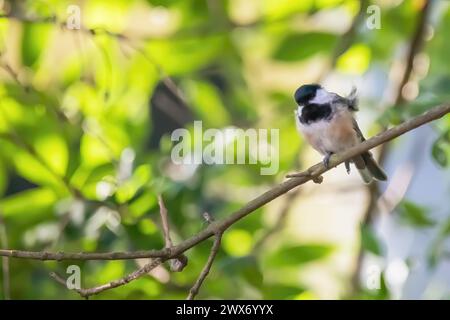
[0,103,448,299]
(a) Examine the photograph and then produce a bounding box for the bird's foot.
[345,161,351,175]
[322,152,333,169]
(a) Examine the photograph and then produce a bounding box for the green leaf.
[0,188,57,224]
[11,133,69,193]
[273,33,337,61]
[146,36,228,75]
[34,134,69,176]
[336,44,371,75]
[432,141,448,167]
[80,133,112,167]
[265,244,334,267]
[222,229,253,257]
[185,80,230,127]
[115,165,152,204]
[96,261,126,284]
[78,163,116,199]
[263,0,313,20]
[431,131,450,168]
[21,22,52,68]
[398,201,434,228]
[361,225,384,256]
[128,190,157,218]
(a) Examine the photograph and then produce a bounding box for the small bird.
[294,84,387,183]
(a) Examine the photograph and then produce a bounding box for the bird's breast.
[296,108,358,154]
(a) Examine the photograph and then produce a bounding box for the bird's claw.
[345,161,351,175]
[323,153,333,168]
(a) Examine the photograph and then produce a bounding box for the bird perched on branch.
[294,84,387,184]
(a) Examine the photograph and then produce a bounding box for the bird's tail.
[351,152,387,184]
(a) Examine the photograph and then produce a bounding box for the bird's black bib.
[299,103,332,124]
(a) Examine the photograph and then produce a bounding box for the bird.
[293,84,387,184]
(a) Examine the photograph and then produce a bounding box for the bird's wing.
[352,118,366,142]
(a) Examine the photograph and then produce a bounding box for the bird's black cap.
[294,84,321,105]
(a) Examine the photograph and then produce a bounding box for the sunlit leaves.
[265,244,334,267]
[185,80,230,127]
[115,164,152,204]
[13,134,69,191]
[315,0,345,9]
[273,32,337,61]
[138,218,158,235]
[128,190,158,218]
[96,261,126,284]
[262,0,313,20]
[21,23,52,68]
[77,163,115,199]
[337,44,371,75]
[35,134,69,176]
[85,0,132,32]
[80,133,113,167]
[146,36,228,75]
[223,229,253,257]
[0,97,27,128]
[0,188,57,222]
[1,0,450,300]
[64,83,102,118]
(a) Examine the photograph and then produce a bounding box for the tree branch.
[0,103,448,297]
[50,258,164,299]
[158,195,188,272]
[187,232,222,300]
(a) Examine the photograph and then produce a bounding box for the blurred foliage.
[0,0,449,300]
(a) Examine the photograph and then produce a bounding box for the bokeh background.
[0,0,449,299]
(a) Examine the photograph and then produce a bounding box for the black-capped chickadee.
[294,84,387,184]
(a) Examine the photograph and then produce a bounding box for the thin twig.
[187,233,222,300]
[157,195,188,272]
[0,248,170,260]
[158,195,172,248]
[50,258,164,298]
